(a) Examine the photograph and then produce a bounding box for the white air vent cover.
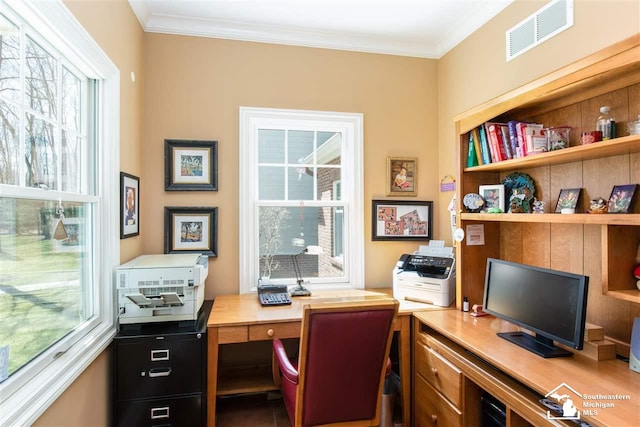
[506,0,573,61]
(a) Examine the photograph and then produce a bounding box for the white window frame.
[239,107,364,294]
[0,1,119,425]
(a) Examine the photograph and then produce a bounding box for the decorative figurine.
[589,197,608,214]
[532,199,545,214]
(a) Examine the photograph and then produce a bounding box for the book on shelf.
[470,127,483,165]
[477,125,492,164]
[467,136,478,167]
[485,122,508,162]
[506,121,520,158]
[524,123,545,155]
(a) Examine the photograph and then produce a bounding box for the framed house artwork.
[372,200,433,241]
[165,139,218,191]
[120,172,140,238]
[164,206,218,257]
[387,157,417,196]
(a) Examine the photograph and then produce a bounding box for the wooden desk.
[413,310,640,427]
[206,288,445,427]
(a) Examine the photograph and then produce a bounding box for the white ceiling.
[128,0,513,58]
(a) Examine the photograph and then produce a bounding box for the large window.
[239,107,364,293]
[0,1,118,424]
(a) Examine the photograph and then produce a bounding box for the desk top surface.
[207,288,446,327]
[414,309,640,427]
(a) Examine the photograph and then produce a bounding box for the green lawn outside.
[0,234,84,376]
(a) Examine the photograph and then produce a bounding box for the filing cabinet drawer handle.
[149,367,172,377]
[151,349,170,361]
[150,406,170,419]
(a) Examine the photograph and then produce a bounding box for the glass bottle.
[596,106,615,140]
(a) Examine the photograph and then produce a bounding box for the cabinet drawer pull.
[151,349,170,361]
[431,414,438,423]
[149,367,172,377]
[267,329,274,337]
[150,406,170,419]
[431,367,438,376]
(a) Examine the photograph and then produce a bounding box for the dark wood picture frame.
[164,206,218,257]
[120,172,140,239]
[165,139,218,191]
[607,184,637,213]
[555,188,581,213]
[372,199,433,241]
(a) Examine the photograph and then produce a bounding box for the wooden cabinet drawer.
[415,374,462,427]
[218,325,248,343]
[415,335,462,407]
[249,322,301,341]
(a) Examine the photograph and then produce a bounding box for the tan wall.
[33,0,144,426]
[140,35,439,296]
[436,0,640,242]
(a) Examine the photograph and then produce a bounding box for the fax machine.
[393,244,456,307]
[117,253,208,324]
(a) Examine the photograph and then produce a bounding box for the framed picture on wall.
[372,199,433,241]
[164,206,218,257]
[120,172,140,239]
[165,139,218,191]
[386,157,417,196]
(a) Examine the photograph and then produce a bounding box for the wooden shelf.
[217,365,277,396]
[463,134,640,173]
[604,289,640,303]
[460,212,640,226]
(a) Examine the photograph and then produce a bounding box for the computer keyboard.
[259,292,292,306]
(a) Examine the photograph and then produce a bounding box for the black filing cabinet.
[113,300,212,427]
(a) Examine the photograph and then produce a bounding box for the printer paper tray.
[126,292,185,308]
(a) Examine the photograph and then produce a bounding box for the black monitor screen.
[482,258,589,358]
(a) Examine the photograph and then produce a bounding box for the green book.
[467,135,478,167]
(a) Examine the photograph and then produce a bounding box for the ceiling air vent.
[506,0,573,61]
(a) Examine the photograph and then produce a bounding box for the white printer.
[116,253,208,324]
[393,242,456,307]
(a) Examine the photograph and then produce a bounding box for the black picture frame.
[607,184,637,213]
[554,188,581,213]
[164,206,218,257]
[164,139,218,191]
[372,199,433,241]
[120,172,140,239]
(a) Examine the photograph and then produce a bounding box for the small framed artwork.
[387,156,417,196]
[164,206,218,257]
[555,188,581,213]
[372,200,433,241]
[165,139,218,191]
[479,184,505,212]
[607,184,637,213]
[120,172,140,238]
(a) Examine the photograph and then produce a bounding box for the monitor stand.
[497,332,572,358]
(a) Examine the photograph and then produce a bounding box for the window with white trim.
[239,107,364,293]
[0,0,118,424]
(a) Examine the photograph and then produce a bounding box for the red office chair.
[273,299,399,427]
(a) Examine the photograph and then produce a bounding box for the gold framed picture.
[386,156,417,196]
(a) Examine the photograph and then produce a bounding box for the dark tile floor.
[216,392,292,427]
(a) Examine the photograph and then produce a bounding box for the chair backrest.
[295,299,398,427]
